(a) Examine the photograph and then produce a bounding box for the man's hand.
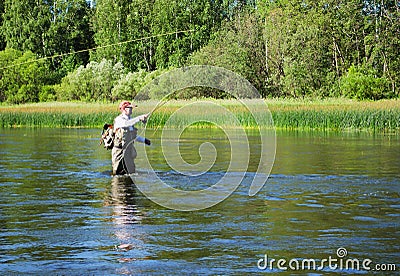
[140,113,149,124]
[145,138,151,146]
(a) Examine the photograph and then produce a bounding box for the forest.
[0,0,399,103]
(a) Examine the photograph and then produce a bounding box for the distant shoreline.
[0,99,399,132]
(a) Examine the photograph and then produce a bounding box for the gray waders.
[112,128,138,175]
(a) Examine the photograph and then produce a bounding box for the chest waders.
[112,127,138,175]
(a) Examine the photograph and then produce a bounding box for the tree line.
[0,0,399,103]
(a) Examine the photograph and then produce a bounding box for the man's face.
[123,107,133,116]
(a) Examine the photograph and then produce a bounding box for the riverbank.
[0,99,399,132]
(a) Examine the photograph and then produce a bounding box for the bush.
[112,67,176,101]
[111,69,148,101]
[340,65,392,100]
[135,68,172,100]
[0,49,48,103]
[39,85,56,102]
[282,61,313,97]
[55,59,126,101]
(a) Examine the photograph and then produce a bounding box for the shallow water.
[0,128,399,274]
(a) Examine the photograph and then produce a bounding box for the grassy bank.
[0,99,399,132]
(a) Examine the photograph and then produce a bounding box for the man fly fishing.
[111,100,150,175]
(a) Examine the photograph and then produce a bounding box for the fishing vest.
[113,114,138,149]
[114,127,138,148]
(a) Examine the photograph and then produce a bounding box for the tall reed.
[0,99,399,132]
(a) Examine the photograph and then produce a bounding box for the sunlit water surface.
[0,128,399,274]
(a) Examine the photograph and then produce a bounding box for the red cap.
[119,101,137,110]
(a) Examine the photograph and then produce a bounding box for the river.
[0,128,399,274]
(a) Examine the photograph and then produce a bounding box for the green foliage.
[253,0,399,98]
[282,61,311,97]
[0,48,48,103]
[0,0,4,50]
[340,65,391,100]
[141,67,239,100]
[1,0,93,75]
[92,0,224,71]
[257,1,341,97]
[188,12,266,98]
[39,85,56,102]
[91,0,133,66]
[55,59,126,101]
[114,68,171,100]
[151,0,213,68]
[111,69,148,101]
[0,0,399,102]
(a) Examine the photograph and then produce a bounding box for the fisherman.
[112,100,150,175]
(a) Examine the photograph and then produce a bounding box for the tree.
[363,0,400,95]
[152,0,230,69]
[188,11,267,97]
[0,0,5,50]
[44,0,94,74]
[2,0,48,55]
[255,0,397,98]
[0,49,48,103]
[92,0,164,72]
[125,0,156,71]
[1,0,93,81]
[325,0,398,96]
[91,0,131,65]
[92,0,225,71]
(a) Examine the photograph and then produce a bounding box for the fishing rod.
[145,89,189,134]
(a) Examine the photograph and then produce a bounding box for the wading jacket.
[113,114,146,148]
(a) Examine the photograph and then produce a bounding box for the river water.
[0,128,399,274]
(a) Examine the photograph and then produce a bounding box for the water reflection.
[105,176,143,234]
[103,176,151,269]
[106,177,140,216]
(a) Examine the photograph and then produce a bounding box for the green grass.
[0,99,399,132]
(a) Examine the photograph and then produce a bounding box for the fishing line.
[149,89,189,135]
[0,29,195,70]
